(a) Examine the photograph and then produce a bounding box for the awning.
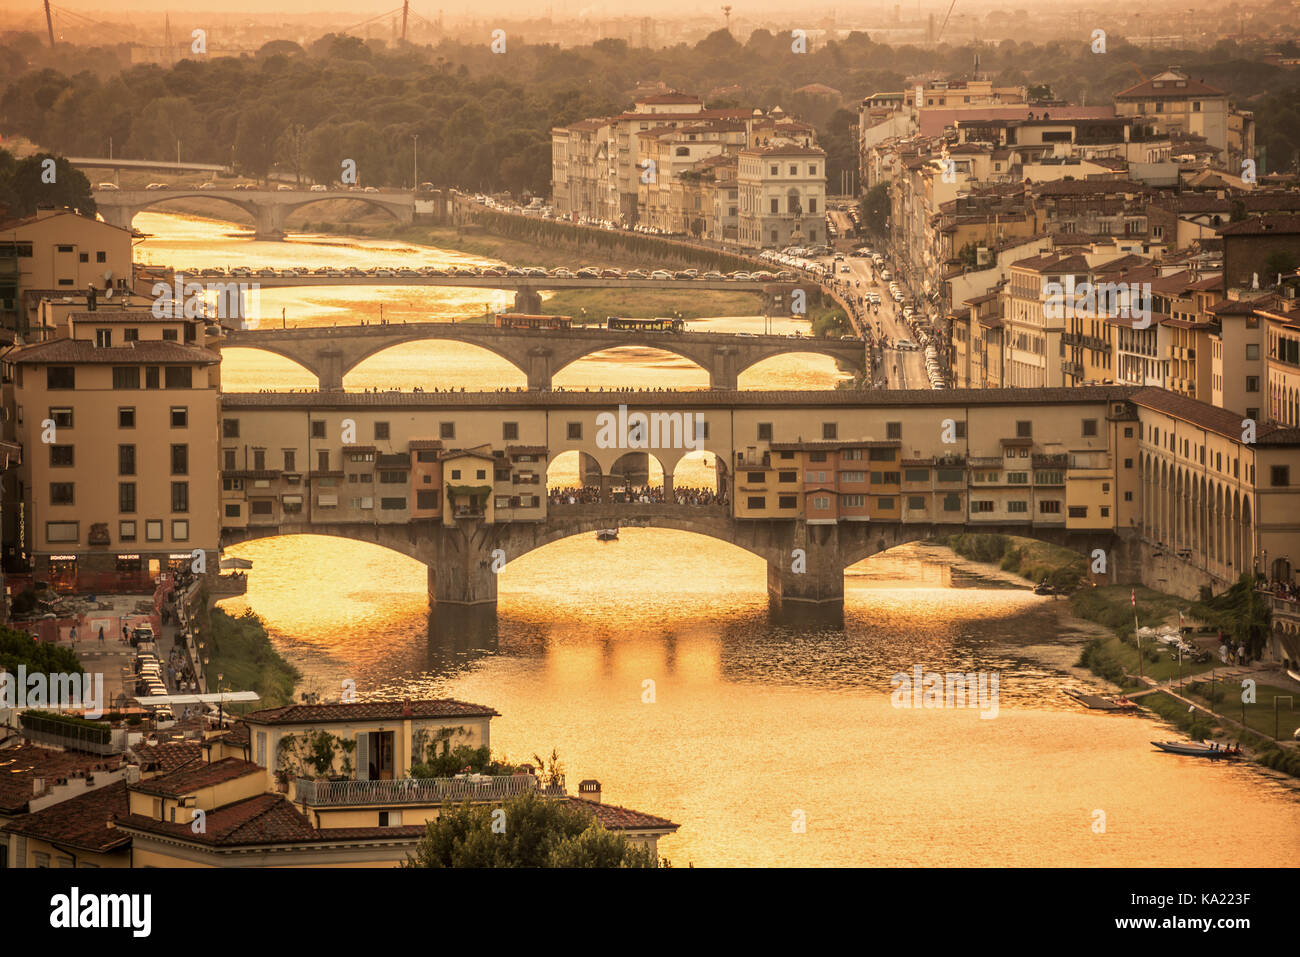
[447,484,491,499]
[220,557,253,570]
[134,692,261,705]
[281,495,303,505]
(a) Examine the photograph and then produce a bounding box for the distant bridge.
[222,321,867,391]
[92,187,416,239]
[74,157,228,174]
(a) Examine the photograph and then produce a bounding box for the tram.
[606,316,685,333]
[493,313,572,330]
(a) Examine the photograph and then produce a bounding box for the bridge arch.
[111,192,259,225]
[340,337,529,390]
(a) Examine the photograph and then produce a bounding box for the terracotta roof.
[566,797,679,833]
[131,757,263,797]
[131,740,203,775]
[1218,214,1300,236]
[9,338,219,365]
[116,793,426,847]
[66,310,195,323]
[1,780,130,854]
[1130,387,1284,442]
[242,699,499,726]
[1115,72,1225,99]
[0,745,123,814]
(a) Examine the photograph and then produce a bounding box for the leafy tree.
[860,181,890,235]
[0,150,94,219]
[1264,249,1299,280]
[0,623,83,677]
[403,790,657,868]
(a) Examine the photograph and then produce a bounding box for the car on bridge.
[730,272,752,280]
[327,269,345,278]
[97,182,119,190]
[522,267,547,277]
[199,182,218,190]
[576,267,600,278]
[703,271,725,280]
[481,266,507,277]
[600,268,622,278]
[552,268,574,278]
[397,268,419,277]
[375,269,395,277]
[310,184,328,192]
[277,184,294,191]
[345,267,365,277]
[145,183,169,190]
[649,270,672,280]
[626,269,648,279]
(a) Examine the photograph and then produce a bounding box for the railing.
[294,774,566,806]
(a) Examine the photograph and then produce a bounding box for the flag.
[1131,588,1136,608]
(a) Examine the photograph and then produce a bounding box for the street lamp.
[412,134,419,192]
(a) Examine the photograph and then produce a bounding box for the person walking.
[69,624,77,646]
[98,625,105,645]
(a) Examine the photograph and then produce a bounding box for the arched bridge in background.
[222,322,868,391]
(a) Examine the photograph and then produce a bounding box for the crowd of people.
[548,485,728,506]
[1263,578,1299,602]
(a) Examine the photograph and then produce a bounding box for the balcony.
[293,774,566,807]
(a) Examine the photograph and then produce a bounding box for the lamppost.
[412,134,419,192]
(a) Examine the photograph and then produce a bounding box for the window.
[776,494,797,508]
[1246,344,1260,361]
[119,520,136,541]
[1246,376,1259,393]
[842,471,866,483]
[112,367,139,389]
[1008,500,1028,513]
[283,449,296,472]
[251,501,273,516]
[118,407,135,428]
[567,422,582,440]
[119,445,135,475]
[171,481,189,512]
[943,493,962,511]
[778,470,797,483]
[95,328,111,347]
[379,471,407,484]
[311,420,326,439]
[417,490,439,509]
[374,421,390,440]
[1006,472,1028,484]
[936,468,963,483]
[171,519,189,540]
[437,422,455,440]
[770,198,779,214]
[253,449,265,471]
[843,494,866,508]
[954,421,967,439]
[224,504,241,518]
[971,500,994,513]
[747,471,766,482]
[1124,426,1133,438]
[47,367,75,390]
[317,450,331,471]
[886,422,902,440]
[223,419,239,438]
[164,367,192,388]
[1016,420,1032,438]
[46,522,78,543]
[907,495,925,510]
[380,497,407,510]
[223,449,236,471]
[49,482,74,505]
[904,468,929,482]
[1124,491,1133,501]
[119,483,136,513]
[758,423,773,441]
[1124,458,1133,469]
[170,406,187,428]
[171,444,188,475]
[1271,466,1289,487]
[821,423,837,440]
[50,445,73,467]
[1082,419,1098,436]
[747,496,766,509]
[1068,506,1088,518]
[812,495,831,510]
[1039,500,1062,514]
[146,520,163,542]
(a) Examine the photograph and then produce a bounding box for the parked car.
[96,182,119,190]
[310,184,329,192]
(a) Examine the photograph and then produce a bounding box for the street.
[823,251,929,390]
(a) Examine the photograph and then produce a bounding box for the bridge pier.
[317,349,345,392]
[426,526,500,607]
[514,287,542,313]
[99,205,135,232]
[255,203,287,241]
[766,537,846,607]
[526,347,554,391]
[710,346,740,390]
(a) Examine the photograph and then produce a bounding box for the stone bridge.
[220,507,1134,619]
[222,322,867,391]
[93,187,415,240]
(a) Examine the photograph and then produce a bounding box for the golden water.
[140,213,1299,866]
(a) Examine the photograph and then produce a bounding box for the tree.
[1264,249,1299,281]
[860,181,890,235]
[0,150,95,219]
[234,105,282,182]
[403,790,657,868]
[0,623,83,677]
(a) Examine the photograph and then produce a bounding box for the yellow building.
[6,327,221,589]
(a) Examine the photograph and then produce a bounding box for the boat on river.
[1151,740,1241,758]
[595,528,619,541]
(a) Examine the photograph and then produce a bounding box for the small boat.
[1033,581,1055,596]
[1151,740,1241,759]
[595,528,618,542]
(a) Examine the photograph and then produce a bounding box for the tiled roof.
[242,699,499,726]
[566,797,679,832]
[1130,387,1287,442]
[1,780,130,853]
[1115,73,1225,99]
[66,310,193,323]
[1218,214,1300,236]
[131,757,263,796]
[0,745,123,814]
[131,740,203,775]
[9,338,219,365]
[117,793,426,847]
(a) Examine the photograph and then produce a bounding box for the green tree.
[860,181,890,235]
[402,790,657,868]
[0,623,83,677]
[0,150,95,219]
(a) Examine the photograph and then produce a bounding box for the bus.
[606,316,685,333]
[494,313,572,330]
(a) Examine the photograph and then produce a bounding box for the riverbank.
[947,533,1300,777]
[200,600,300,711]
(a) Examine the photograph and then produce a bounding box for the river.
[139,212,1300,867]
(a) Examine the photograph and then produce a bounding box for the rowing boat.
[1151,740,1241,758]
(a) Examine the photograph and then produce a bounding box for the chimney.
[577,779,601,804]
